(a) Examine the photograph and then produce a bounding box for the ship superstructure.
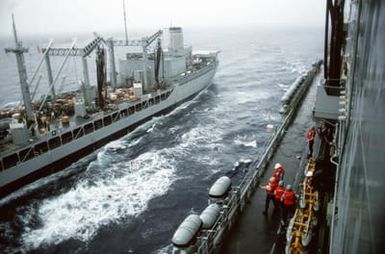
[0,18,219,196]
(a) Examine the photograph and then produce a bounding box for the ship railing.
[195,188,241,253]
[192,63,321,254]
[238,63,320,201]
[193,106,299,254]
[0,89,174,173]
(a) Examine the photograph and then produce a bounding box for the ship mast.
[123,0,129,45]
[5,14,34,123]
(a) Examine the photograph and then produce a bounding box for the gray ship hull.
[0,63,217,197]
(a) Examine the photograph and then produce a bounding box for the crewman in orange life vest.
[274,180,285,214]
[281,184,296,223]
[272,163,285,182]
[306,127,316,158]
[260,177,278,215]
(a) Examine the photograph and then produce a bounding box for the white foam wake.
[234,134,258,148]
[22,150,176,250]
[234,139,257,148]
[105,139,128,150]
[278,83,289,89]
[18,90,216,250]
[180,124,223,148]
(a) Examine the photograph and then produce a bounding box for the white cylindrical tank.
[209,176,232,198]
[169,27,184,52]
[172,214,202,248]
[200,204,221,229]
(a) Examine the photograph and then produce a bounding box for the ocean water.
[0,26,323,253]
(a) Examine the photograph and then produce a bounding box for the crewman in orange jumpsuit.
[281,184,296,223]
[260,177,278,215]
[306,127,316,158]
[272,163,285,182]
[274,180,285,216]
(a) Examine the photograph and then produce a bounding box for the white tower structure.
[168,27,184,56]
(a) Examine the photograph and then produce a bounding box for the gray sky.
[0,0,325,37]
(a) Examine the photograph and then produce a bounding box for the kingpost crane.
[41,36,104,106]
[41,29,163,107]
[110,30,163,91]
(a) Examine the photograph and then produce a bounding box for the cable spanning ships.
[0,17,218,197]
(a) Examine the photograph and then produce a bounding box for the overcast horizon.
[0,0,325,38]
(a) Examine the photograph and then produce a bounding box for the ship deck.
[0,55,218,158]
[219,73,321,253]
[0,87,171,154]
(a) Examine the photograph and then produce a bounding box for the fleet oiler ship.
[0,18,218,197]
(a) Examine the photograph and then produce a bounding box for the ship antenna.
[123,0,129,45]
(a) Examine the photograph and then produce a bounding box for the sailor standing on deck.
[260,177,278,215]
[272,163,285,182]
[281,184,296,223]
[306,127,316,158]
[274,180,285,217]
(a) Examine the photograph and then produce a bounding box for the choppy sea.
[0,26,323,253]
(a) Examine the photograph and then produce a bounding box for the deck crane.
[109,30,163,91]
[41,36,104,107]
[39,29,163,109]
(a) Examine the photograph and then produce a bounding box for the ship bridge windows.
[73,127,84,139]
[3,153,19,169]
[149,98,154,106]
[84,123,94,135]
[19,147,35,162]
[135,103,142,112]
[94,119,103,130]
[103,115,112,126]
[61,131,73,144]
[34,142,49,155]
[161,93,166,101]
[155,96,160,104]
[48,136,61,150]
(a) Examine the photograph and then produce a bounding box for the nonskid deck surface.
[220,73,320,253]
